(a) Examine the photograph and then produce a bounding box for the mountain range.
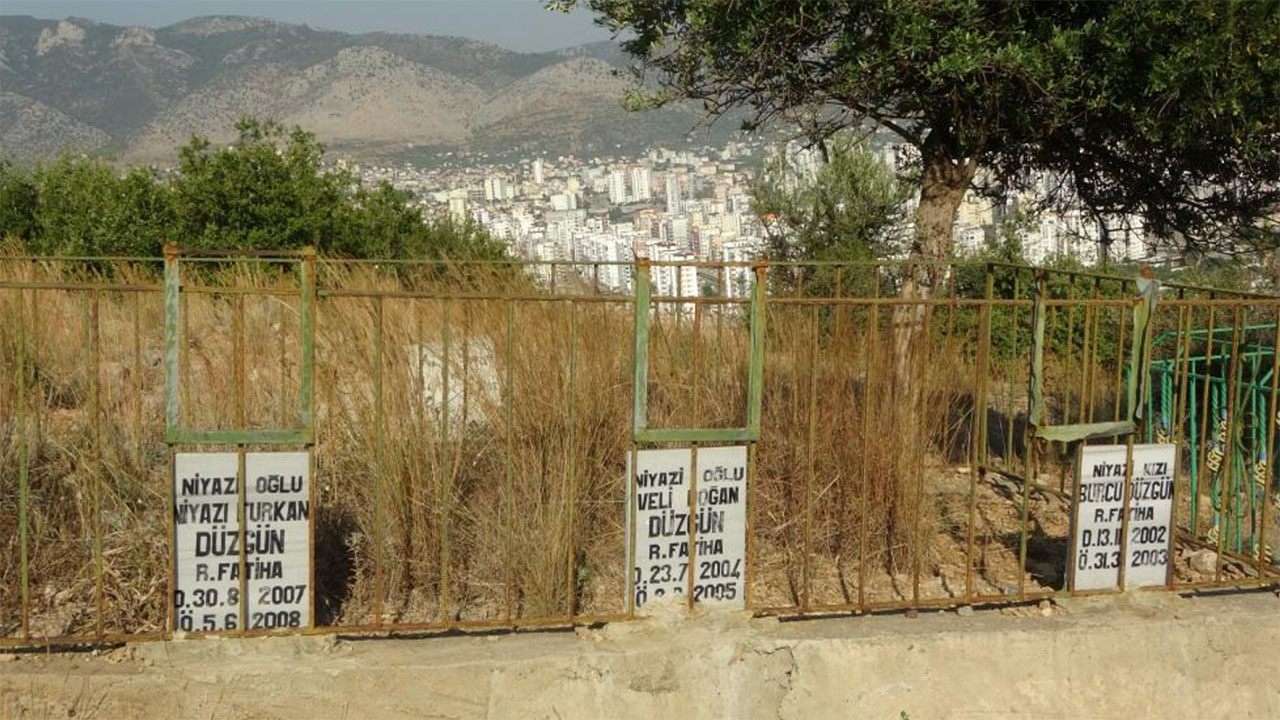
[0,14,738,165]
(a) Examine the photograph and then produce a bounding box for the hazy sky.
[1,1,616,52]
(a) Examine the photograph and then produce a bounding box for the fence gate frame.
[626,260,767,613]
[161,245,318,634]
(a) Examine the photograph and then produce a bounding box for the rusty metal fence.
[1,251,1277,647]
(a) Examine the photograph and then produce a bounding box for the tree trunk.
[904,145,978,297]
[882,134,976,572]
[893,146,976,394]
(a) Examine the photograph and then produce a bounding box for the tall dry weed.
[1,257,982,636]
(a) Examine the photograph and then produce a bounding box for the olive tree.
[560,0,1280,294]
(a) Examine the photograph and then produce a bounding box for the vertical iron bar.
[692,298,703,427]
[1116,432,1137,590]
[504,300,515,622]
[133,293,143,464]
[30,282,41,454]
[462,304,471,428]
[1083,280,1102,424]
[1194,308,1217,535]
[1112,306,1127,430]
[234,293,247,635]
[802,304,818,611]
[911,304,934,605]
[304,253,317,630]
[180,293,192,427]
[1174,290,1192,441]
[686,443,699,609]
[90,293,104,640]
[279,300,288,426]
[236,447,247,634]
[1168,306,1187,440]
[1076,287,1094,426]
[627,443,639,617]
[1257,311,1280,572]
[1005,274,1020,469]
[1063,278,1078,426]
[162,248,179,636]
[746,264,766,436]
[1216,308,1243,583]
[1066,442,1084,593]
[632,263,651,437]
[373,297,385,626]
[1166,305,1193,589]
[942,299,957,466]
[565,301,577,619]
[744,440,757,609]
[857,269,882,611]
[17,288,30,639]
[1015,275,1040,601]
[164,247,181,438]
[299,249,316,432]
[440,299,452,623]
[165,445,175,634]
[966,266,994,602]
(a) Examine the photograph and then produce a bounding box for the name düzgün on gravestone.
[173,451,311,631]
[628,445,747,610]
[1072,443,1176,590]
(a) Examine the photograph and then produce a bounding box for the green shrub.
[0,117,507,261]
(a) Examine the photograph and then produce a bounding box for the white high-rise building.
[665,173,682,213]
[630,166,652,201]
[608,169,628,205]
[484,175,510,202]
[532,158,545,185]
[669,216,690,249]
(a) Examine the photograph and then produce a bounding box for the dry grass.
[0,257,994,636]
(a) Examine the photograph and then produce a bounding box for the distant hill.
[0,14,737,165]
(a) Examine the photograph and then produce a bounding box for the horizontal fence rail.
[0,254,1276,648]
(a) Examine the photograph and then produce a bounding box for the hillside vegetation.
[0,118,504,259]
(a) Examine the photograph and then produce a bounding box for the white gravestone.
[173,452,242,632]
[628,445,747,610]
[1072,443,1176,591]
[173,452,312,632]
[244,452,311,629]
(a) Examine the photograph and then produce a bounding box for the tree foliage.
[753,135,909,263]
[567,0,1280,281]
[752,134,909,296]
[0,160,38,246]
[0,117,507,260]
[17,156,175,256]
[171,119,348,251]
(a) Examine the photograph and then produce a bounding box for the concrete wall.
[3,590,1278,719]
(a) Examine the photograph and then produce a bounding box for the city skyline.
[352,135,1133,293]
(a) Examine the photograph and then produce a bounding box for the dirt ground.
[3,588,1279,720]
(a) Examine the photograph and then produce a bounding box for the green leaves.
[0,117,509,261]
[579,0,1280,255]
[753,133,909,294]
[14,154,174,256]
